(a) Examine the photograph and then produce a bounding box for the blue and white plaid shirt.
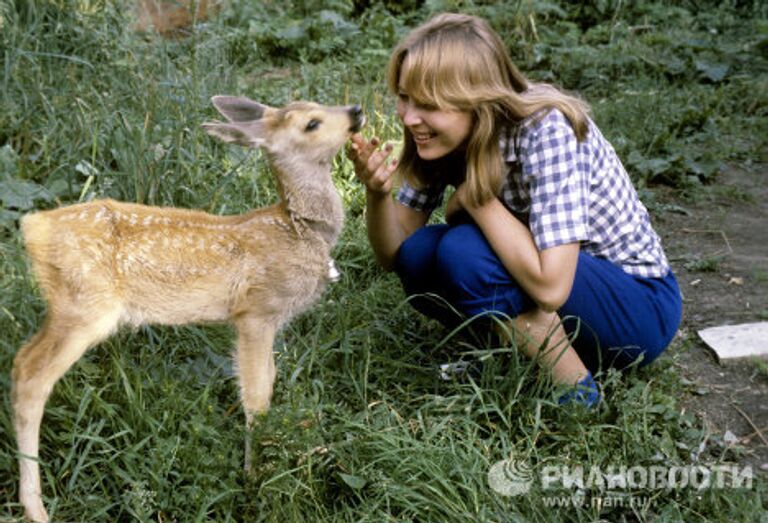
[396,109,670,278]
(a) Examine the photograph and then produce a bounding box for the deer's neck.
[269,154,344,245]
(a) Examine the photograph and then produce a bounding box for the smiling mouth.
[412,131,436,143]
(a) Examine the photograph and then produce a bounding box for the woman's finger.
[370,157,398,191]
[366,143,393,174]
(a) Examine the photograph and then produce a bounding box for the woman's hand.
[466,197,580,312]
[346,133,428,271]
[347,133,398,195]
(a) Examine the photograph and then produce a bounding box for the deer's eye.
[305,119,321,132]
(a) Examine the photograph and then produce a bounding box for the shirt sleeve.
[522,111,590,251]
[396,179,445,214]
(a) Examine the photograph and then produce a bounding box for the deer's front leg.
[234,315,277,473]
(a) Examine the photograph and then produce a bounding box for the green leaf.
[684,157,720,180]
[75,159,100,177]
[0,208,20,229]
[0,144,19,181]
[695,60,729,82]
[276,23,305,42]
[660,56,687,76]
[643,157,673,176]
[318,10,359,34]
[645,404,668,414]
[0,144,54,210]
[0,178,53,210]
[338,473,367,490]
[47,178,73,198]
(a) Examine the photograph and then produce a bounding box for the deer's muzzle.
[349,105,365,133]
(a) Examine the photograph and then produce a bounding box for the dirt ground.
[654,164,768,470]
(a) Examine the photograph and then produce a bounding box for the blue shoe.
[558,372,601,408]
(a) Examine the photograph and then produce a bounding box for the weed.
[753,357,768,380]
[684,255,723,273]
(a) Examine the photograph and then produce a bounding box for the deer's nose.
[349,105,365,132]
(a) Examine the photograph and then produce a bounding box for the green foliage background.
[1,0,766,521]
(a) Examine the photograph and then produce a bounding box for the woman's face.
[396,84,473,161]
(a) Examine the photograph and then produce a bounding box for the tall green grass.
[1,1,766,521]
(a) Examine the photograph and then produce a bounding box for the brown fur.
[12,96,364,522]
[134,0,222,37]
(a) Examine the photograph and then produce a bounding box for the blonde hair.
[388,13,591,207]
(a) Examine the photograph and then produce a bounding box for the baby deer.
[12,96,364,522]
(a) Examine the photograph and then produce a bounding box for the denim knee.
[433,224,534,317]
[434,224,489,302]
[397,223,533,321]
[395,224,450,296]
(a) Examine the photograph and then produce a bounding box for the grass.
[1,0,767,521]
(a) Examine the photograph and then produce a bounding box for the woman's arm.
[450,188,579,312]
[348,134,429,270]
[366,192,428,270]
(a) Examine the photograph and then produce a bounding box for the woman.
[347,13,682,406]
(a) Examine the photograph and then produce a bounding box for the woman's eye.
[398,93,435,112]
[305,119,321,132]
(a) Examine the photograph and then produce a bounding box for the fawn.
[12,96,365,522]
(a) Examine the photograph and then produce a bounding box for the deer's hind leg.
[12,305,122,523]
[234,314,278,473]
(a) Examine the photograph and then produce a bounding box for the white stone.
[698,322,768,361]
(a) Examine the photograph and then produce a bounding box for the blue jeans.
[394,224,682,373]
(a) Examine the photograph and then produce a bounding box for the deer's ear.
[210,96,270,122]
[202,121,265,147]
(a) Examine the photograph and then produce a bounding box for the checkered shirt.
[396,109,670,278]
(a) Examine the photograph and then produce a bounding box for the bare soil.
[654,164,768,469]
